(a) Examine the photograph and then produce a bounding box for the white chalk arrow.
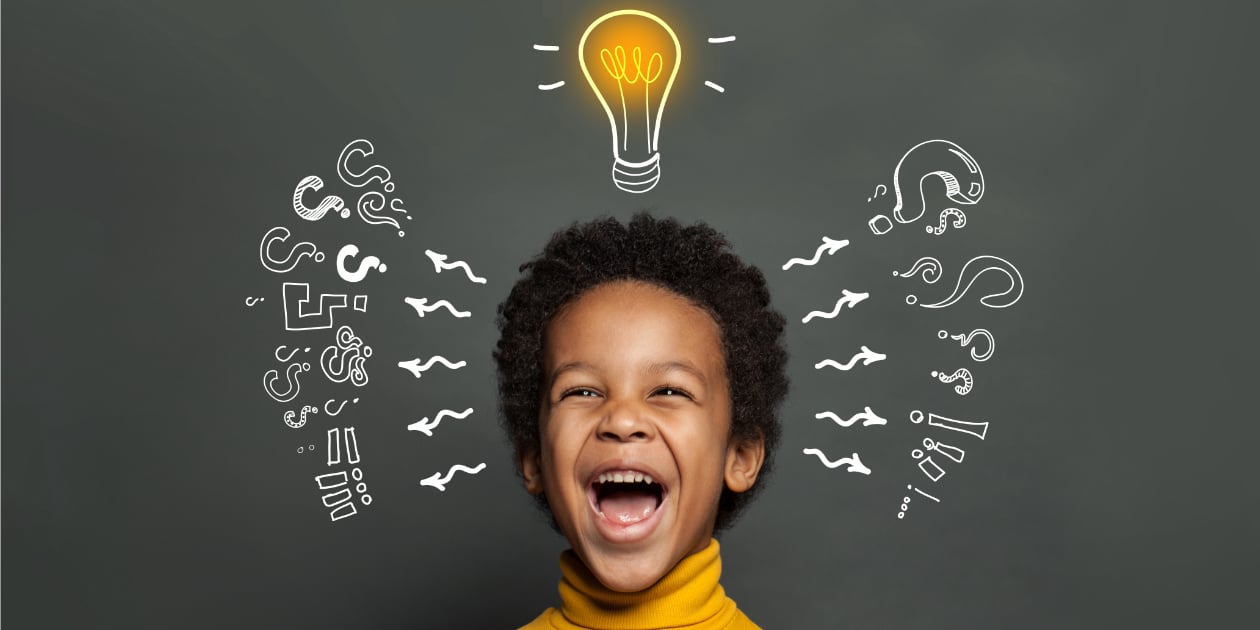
[814,346,886,371]
[407,408,474,436]
[782,237,849,270]
[815,406,887,427]
[425,249,486,284]
[802,290,870,323]
[802,448,871,475]
[419,463,487,492]
[398,356,467,378]
[404,297,471,318]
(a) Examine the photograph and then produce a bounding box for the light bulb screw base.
[611,153,661,194]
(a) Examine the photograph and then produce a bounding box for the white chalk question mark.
[868,139,984,236]
[336,244,387,283]
[293,175,348,221]
[355,191,404,237]
[337,139,394,192]
[906,255,1024,308]
[259,226,324,273]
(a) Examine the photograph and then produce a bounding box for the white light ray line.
[708,36,736,43]
[704,81,725,93]
[538,81,566,91]
[533,44,560,51]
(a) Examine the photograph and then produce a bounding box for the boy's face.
[519,280,764,592]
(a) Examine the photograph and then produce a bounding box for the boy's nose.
[596,401,656,442]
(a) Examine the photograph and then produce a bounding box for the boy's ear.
[518,447,545,495]
[724,431,765,493]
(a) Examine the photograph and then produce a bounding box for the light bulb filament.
[598,45,664,85]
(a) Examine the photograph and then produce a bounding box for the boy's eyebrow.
[548,361,708,385]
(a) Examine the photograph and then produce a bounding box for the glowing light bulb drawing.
[579,10,680,193]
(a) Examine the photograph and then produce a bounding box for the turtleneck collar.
[543,538,752,629]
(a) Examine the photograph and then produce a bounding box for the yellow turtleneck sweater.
[518,539,760,630]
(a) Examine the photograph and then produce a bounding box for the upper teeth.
[598,472,654,484]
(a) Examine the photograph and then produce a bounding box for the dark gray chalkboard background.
[4,1,1256,628]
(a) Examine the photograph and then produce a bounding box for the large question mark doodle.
[867,184,887,203]
[245,297,264,306]
[292,175,348,221]
[355,191,405,237]
[283,282,363,331]
[868,139,984,236]
[283,405,319,429]
[320,325,372,387]
[939,328,995,361]
[336,244,387,283]
[893,257,942,283]
[389,197,413,223]
[905,255,1024,308]
[897,484,940,520]
[259,226,324,273]
[932,368,974,395]
[337,139,394,192]
[264,362,310,403]
[910,409,988,440]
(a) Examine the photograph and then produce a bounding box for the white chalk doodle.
[328,502,358,521]
[814,346,887,371]
[283,405,318,429]
[407,407,474,437]
[928,207,967,235]
[404,297,472,319]
[419,463,488,492]
[815,406,887,428]
[802,290,869,323]
[533,43,560,51]
[939,328,995,362]
[322,488,352,507]
[704,81,725,93]
[897,483,940,520]
[320,326,371,387]
[910,409,988,440]
[245,297,263,306]
[325,427,361,466]
[707,35,736,44]
[906,255,1024,309]
[259,226,324,273]
[282,283,359,331]
[920,437,965,464]
[355,191,405,237]
[263,362,309,403]
[894,257,942,283]
[292,175,348,221]
[911,446,948,482]
[867,139,984,236]
[932,368,974,395]
[781,237,849,270]
[296,444,316,454]
[353,295,368,312]
[867,184,888,203]
[802,448,871,475]
[316,471,348,490]
[538,81,566,91]
[424,249,486,284]
[578,10,681,193]
[337,138,394,192]
[273,345,309,363]
[323,397,360,416]
[398,356,467,379]
[336,244,387,283]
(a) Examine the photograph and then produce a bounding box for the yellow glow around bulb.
[579,9,680,193]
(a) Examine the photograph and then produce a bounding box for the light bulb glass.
[579,10,680,193]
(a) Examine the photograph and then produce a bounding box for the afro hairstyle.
[493,213,789,533]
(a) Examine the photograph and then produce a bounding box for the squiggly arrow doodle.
[425,249,486,284]
[802,290,870,323]
[781,237,849,270]
[404,297,471,319]
[815,406,887,427]
[814,346,886,371]
[398,356,468,378]
[407,408,474,436]
[419,463,487,492]
[802,448,871,475]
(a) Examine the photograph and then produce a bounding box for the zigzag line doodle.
[398,356,467,378]
[815,406,887,427]
[802,448,871,475]
[932,368,974,395]
[419,463,487,492]
[781,237,849,270]
[407,408,474,436]
[404,297,471,319]
[814,346,886,371]
[802,290,870,323]
[424,250,486,284]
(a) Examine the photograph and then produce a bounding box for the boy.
[495,214,788,629]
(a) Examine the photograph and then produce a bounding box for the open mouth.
[589,470,665,525]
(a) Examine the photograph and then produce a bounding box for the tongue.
[599,488,657,524]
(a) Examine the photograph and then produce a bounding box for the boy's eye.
[561,388,600,399]
[653,387,691,398]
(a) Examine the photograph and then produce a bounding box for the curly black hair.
[494,212,789,533]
